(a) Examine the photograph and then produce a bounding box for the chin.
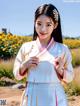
[39,35,47,40]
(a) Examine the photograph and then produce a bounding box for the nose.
[40,25,46,32]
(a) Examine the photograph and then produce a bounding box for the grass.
[0,58,14,79]
[65,66,80,96]
[71,48,80,67]
[0,58,26,86]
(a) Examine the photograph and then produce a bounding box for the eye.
[37,22,41,26]
[47,23,52,27]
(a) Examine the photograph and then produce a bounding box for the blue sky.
[0,0,80,37]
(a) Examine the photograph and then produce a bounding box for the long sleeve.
[13,44,26,80]
[62,46,74,83]
[13,41,35,80]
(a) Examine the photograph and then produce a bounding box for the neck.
[36,37,54,52]
[38,37,52,48]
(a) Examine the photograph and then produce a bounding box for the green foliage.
[0,33,32,59]
[71,49,80,67]
[65,82,80,96]
[0,69,14,79]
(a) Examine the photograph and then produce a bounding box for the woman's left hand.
[54,56,65,76]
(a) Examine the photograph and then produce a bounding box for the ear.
[54,22,58,29]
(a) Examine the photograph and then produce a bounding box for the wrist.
[57,67,64,77]
[19,64,28,76]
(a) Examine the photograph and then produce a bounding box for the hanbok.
[13,37,74,106]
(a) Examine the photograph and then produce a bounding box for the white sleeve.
[13,44,26,80]
[63,46,74,83]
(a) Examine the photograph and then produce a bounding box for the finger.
[60,53,65,60]
[54,64,60,70]
[30,58,39,65]
[31,57,39,62]
[32,61,38,65]
[31,56,39,59]
[30,64,38,68]
[55,56,61,61]
[31,62,38,65]
[31,60,39,65]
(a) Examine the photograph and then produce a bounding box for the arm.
[13,42,39,80]
[13,44,28,80]
[54,46,74,83]
[62,47,74,83]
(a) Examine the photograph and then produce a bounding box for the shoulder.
[20,40,36,51]
[21,41,35,48]
[56,42,70,51]
[19,40,36,54]
[56,42,72,59]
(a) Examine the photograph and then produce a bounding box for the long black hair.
[33,4,63,43]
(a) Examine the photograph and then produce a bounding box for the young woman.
[13,4,74,106]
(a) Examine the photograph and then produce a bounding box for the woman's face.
[35,15,57,40]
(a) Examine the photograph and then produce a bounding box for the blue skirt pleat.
[25,82,68,106]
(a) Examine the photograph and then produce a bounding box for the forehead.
[36,15,53,23]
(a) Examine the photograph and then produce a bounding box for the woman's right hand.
[24,56,39,69]
[19,56,39,75]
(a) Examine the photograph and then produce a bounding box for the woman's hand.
[25,56,39,69]
[19,56,39,76]
[54,56,65,76]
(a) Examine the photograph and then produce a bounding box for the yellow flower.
[2,48,6,51]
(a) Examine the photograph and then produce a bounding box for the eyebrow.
[36,21,53,24]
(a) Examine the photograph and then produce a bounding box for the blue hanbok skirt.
[21,82,68,106]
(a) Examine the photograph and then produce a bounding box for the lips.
[39,32,47,35]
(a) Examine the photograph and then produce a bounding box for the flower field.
[0,32,32,59]
[63,39,80,49]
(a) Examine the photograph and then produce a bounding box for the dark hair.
[33,4,63,43]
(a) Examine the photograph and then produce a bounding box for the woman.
[13,4,74,106]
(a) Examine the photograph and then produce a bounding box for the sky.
[0,0,80,37]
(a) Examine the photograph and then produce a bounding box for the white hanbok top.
[13,38,74,83]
